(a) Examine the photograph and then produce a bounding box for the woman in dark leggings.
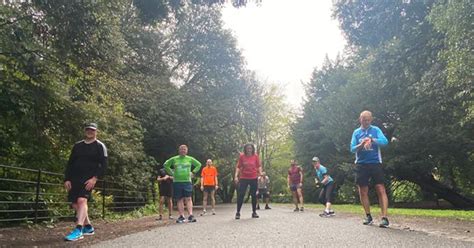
[234,143,262,219]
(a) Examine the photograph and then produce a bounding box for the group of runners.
[63,110,390,241]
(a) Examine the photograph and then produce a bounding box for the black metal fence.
[0,164,157,225]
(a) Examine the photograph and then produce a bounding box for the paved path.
[95,204,473,248]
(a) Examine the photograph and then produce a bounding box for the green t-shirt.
[163,155,202,183]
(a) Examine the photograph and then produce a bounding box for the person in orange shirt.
[200,159,218,216]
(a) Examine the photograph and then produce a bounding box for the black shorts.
[203,186,216,193]
[68,181,92,204]
[257,189,269,199]
[159,182,173,198]
[355,164,385,186]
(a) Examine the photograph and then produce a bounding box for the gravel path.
[95,204,473,248]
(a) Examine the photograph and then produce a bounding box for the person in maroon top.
[287,160,304,212]
[234,143,263,220]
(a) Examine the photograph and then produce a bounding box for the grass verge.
[277,203,474,221]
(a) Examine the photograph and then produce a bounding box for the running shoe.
[168,215,174,220]
[300,207,304,212]
[252,212,259,218]
[82,225,95,235]
[64,228,83,241]
[319,211,330,217]
[235,212,241,220]
[363,215,373,225]
[379,217,389,228]
[176,215,185,224]
[293,207,299,212]
[188,215,197,223]
[265,205,271,210]
[212,210,216,215]
[156,215,163,221]
[200,210,207,216]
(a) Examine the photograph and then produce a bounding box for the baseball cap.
[312,157,320,162]
[85,123,98,130]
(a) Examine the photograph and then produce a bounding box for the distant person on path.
[350,110,389,227]
[312,157,335,217]
[287,160,304,212]
[234,143,262,219]
[256,172,271,210]
[164,145,202,223]
[64,123,107,241]
[200,159,218,216]
[156,168,173,220]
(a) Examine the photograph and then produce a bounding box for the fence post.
[102,180,106,219]
[34,169,42,224]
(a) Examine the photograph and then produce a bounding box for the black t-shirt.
[158,168,173,185]
[65,140,108,183]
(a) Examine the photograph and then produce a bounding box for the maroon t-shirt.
[288,166,302,184]
[237,154,260,179]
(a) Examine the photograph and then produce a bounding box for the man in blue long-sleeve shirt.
[350,111,390,228]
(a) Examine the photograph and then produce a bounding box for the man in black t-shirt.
[64,123,107,241]
[157,168,174,220]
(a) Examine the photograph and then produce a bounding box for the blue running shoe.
[83,225,95,235]
[64,228,83,241]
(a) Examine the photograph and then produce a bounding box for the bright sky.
[222,0,346,109]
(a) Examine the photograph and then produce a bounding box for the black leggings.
[237,179,258,213]
[318,182,335,205]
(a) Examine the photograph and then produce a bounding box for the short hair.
[360,110,373,118]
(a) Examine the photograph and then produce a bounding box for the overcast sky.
[222,0,346,109]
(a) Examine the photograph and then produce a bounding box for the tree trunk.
[401,173,474,209]
[218,180,235,203]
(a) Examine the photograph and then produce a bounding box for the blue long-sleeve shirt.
[350,125,388,164]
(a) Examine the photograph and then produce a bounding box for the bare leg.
[167,197,173,217]
[159,196,165,216]
[210,190,216,211]
[358,186,371,214]
[75,197,88,226]
[177,199,185,216]
[202,191,208,211]
[297,188,304,208]
[292,192,298,208]
[325,202,332,211]
[185,197,193,216]
[375,184,388,217]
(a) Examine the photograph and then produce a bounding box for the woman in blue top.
[312,157,335,217]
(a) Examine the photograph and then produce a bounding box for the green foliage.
[295,0,474,208]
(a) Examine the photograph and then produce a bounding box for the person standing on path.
[234,143,262,219]
[312,157,335,217]
[156,168,173,220]
[350,110,390,227]
[287,160,304,212]
[256,172,271,210]
[200,159,218,216]
[64,123,107,241]
[164,145,202,223]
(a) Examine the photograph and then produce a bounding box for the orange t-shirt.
[201,166,218,186]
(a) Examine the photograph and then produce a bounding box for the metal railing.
[0,164,157,225]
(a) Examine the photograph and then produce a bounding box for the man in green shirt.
[164,144,202,223]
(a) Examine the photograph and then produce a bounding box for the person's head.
[261,171,266,176]
[206,159,212,166]
[178,144,188,156]
[84,123,98,140]
[290,159,297,167]
[243,143,255,156]
[359,110,373,129]
[312,157,320,169]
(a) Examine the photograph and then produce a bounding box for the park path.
[94,204,473,248]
